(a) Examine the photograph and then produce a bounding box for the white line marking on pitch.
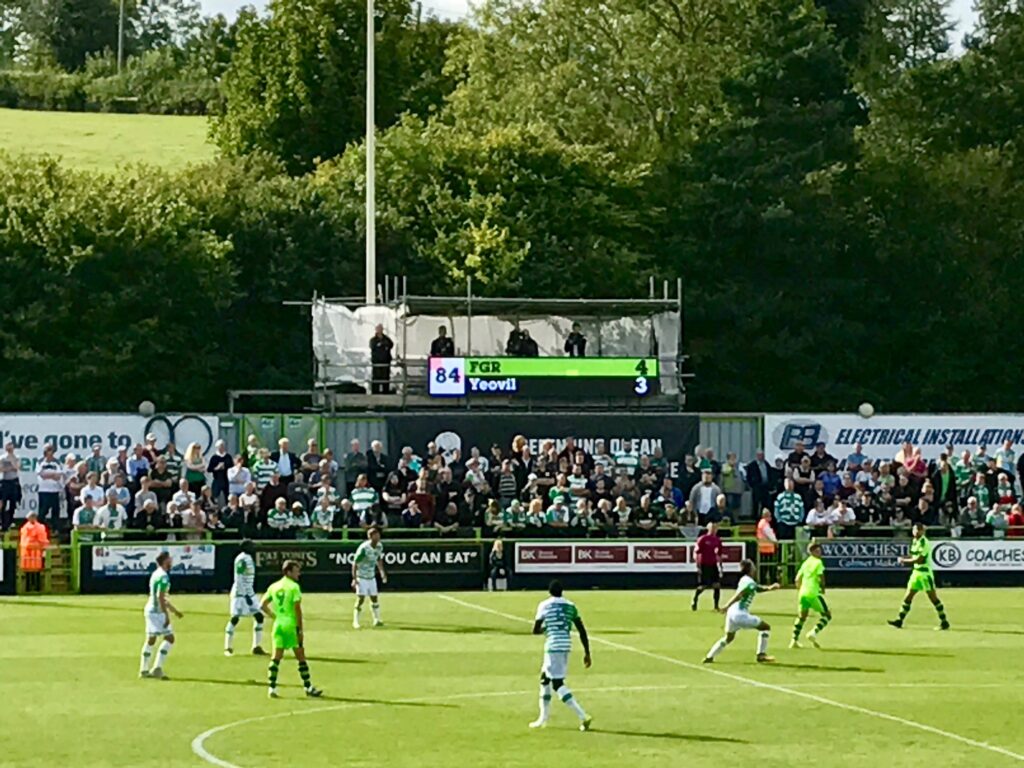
[438,594,1024,763]
[191,683,697,767]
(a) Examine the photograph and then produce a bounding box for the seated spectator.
[408,478,436,526]
[148,457,175,508]
[239,482,261,521]
[567,464,588,498]
[198,484,219,517]
[100,457,121,489]
[634,455,661,494]
[402,499,424,528]
[182,499,207,538]
[655,477,683,510]
[434,467,459,511]
[569,499,591,530]
[310,496,338,538]
[134,499,167,538]
[995,473,1016,510]
[382,471,407,519]
[459,486,485,527]
[287,473,312,513]
[846,442,868,473]
[267,498,291,536]
[855,460,874,489]
[316,476,342,506]
[890,507,911,532]
[971,472,991,511]
[545,498,569,528]
[228,455,251,498]
[434,502,460,536]
[632,494,658,534]
[588,465,615,506]
[549,474,572,507]
[592,441,613,472]
[660,503,681,533]
[289,502,311,536]
[484,499,502,531]
[707,493,729,525]
[905,448,928,480]
[805,499,835,529]
[80,472,106,505]
[830,499,857,528]
[876,461,895,491]
[72,497,101,535]
[96,491,127,532]
[987,505,1009,538]
[1007,503,1024,538]
[172,479,195,514]
[110,474,131,513]
[612,496,632,530]
[590,499,613,535]
[836,472,856,501]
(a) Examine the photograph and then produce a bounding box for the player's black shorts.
[699,565,721,586]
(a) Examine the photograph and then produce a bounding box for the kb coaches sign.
[931,540,1024,571]
[765,414,1024,463]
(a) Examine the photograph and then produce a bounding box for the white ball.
[138,400,156,417]
[858,402,875,418]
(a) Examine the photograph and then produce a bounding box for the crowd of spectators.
[5,432,1022,543]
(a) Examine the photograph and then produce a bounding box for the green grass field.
[0,108,215,171]
[2,588,1022,768]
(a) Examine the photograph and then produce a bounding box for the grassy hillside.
[0,108,216,171]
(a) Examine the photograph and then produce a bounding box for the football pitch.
[2,588,1022,768]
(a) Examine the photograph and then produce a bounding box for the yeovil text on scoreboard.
[428,357,660,398]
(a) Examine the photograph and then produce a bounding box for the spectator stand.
[301,276,690,411]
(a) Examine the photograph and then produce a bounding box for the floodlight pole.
[364,0,377,305]
[117,0,126,73]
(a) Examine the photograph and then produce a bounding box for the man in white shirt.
[172,479,195,514]
[687,469,722,524]
[95,491,127,531]
[36,444,65,529]
[228,455,252,497]
[80,472,106,505]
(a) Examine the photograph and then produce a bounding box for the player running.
[703,559,780,664]
[352,526,387,629]
[692,522,723,611]
[261,559,323,699]
[224,539,266,656]
[140,551,183,680]
[530,580,593,732]
[791,541,831,648]
[888,523,950,631]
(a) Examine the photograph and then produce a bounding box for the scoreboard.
[428,357,660,399]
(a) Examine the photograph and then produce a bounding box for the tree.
[18,0,121,70]
[212,0,460,173]
[859,0,953,87]
[131,0,201,51]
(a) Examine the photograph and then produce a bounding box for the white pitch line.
[438,594,1024,763]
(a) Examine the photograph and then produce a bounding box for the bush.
[0,69,88,110]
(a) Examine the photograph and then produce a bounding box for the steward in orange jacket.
[19,510,49,592]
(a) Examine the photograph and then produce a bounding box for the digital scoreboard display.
[428,357,660,399]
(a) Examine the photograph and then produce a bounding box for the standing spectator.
[744,450,773,518]
[687,469,721,525]
[995,439,1017,478]
[271,438,300,487]
[505,321,525,355]
[496,460,519,507]
[818,461,841,502]
[237,485,263,537]
[253,448,278,490]
[228,455,251,498]
[126,444,151,494]
[36,444,63,530]
[343,439,368,494]
[971,472,991,511]
[381,471,407,520]
[370,323,394,394]
[350,474,380,522]
[809,442,835,474]
[564,322,586,357]
[519,329,539,357]
[182,443,207,496]
[366,440,390,492]
[430,325,455,356]
[207,440,232,504]
[65,462,89,518]
[0,442,21,531]
[679,454,701,500]
[786,440,808,468]
[756,509,779,580]
[161,441,182,480]
[932,458,959,519]
[791,455,816,507]
[707,493,729,524]
[143,433,160,464]
[100,457,121,489]
[85,445,106,477]
[148,457,175,510]
[846,442,868,473]
[773,477,805,541]
[260,473,287,514]
[287,473,312,514]
[720,452,746,515]
[300,439,322,478]
[19,510,49,592]
[244,434,261,468]
[995,474,1016,510]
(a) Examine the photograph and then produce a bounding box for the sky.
[200,0,980,43]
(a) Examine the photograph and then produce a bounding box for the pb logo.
[932,543,961,568]
[777,422,823,450]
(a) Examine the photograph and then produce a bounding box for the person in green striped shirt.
[530,580,592,732]
[790,541,832,648]
[888,523,950,630]
[350,474,380,527]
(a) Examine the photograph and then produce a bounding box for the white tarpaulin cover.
[312,302,679,393]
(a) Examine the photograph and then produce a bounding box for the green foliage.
[212,0,460,173]
[18,0,121,70]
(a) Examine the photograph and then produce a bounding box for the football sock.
[371,603,381,622]
[224,621,235,651]
[793,617,806,641]
[706,636,729,659]
[268,660,280,689]
[813,614,830,634]
[713,588,721,609]
[298,661,312,689]
[538,682,552,721]
[253,619,263,648]
[757,631,770,655]
[153,640,172,670]
[140,643,152,673]
[933,601,947,623]
[557,686,587,720]
[898,601,912,622]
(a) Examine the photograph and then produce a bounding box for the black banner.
[0,547,15,595]
[385,413,699,480]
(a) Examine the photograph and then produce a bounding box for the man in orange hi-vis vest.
[19,509,50,592]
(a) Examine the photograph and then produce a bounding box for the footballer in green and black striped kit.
[530,580,593,732]
[889,523,951,630]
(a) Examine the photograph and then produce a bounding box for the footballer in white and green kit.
[351,526,387,628]
[224,540,266,656]
[530,580,593,731]
[140,551,183,680]
[703,559,780,664]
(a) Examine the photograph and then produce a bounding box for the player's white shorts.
[725,608,762,634]
[541,651,570,680]
[229,592,261,617]
[144,610,173,637]
[356,577,379,597]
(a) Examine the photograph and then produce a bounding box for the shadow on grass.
[767,662,883,673]
[957,628,1024,637]
[304,656,375,665]
[4,598,222,617]
[386,622,525,636]
[823,648,954,659]
[315,695,452,708]
[595,728,746,743]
